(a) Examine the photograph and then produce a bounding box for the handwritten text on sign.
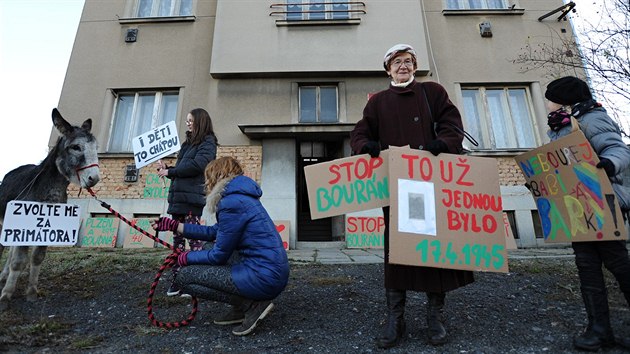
[132,121,180,169]
[388,147,508,273]
[1,201,81,246]
[304,150,390,219]
[345,213,384,249]
[82,217,119,248]
[515,129,626,242]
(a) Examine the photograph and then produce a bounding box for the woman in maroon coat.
[350,44,474,349]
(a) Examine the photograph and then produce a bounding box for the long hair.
[204,157,243,194]
[186,108,218,146]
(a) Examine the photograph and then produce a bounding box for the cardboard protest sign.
[122,218,156,248]
[1,201,81,246]
[515,126,626,242]
[81,217,119,248]
[388,147,508,273]
[274,220,290,250]
[304,150,389,219]
[345,210,384,249]
[143,172,170,199]
[132,121,180,169]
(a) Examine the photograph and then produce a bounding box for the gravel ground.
[1,249,630,353]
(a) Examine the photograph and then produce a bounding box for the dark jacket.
[183,175,290,300]
[548,106,630,211]
[350,80,474,293]
[350,81,465,154]
[166,134,217,216]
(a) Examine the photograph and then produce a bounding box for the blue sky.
[0,0,84,180]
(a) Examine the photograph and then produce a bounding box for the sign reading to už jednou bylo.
[304,150,390,219]
[515,124,627,242]
[388,147,508,273]
[1,201,81,246]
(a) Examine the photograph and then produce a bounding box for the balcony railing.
[270,1,366,24]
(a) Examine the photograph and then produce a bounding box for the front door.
[296,141,342,241]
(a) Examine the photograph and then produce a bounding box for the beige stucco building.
[54,0,584,249]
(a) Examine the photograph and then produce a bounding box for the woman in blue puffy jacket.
[152,156,289,336]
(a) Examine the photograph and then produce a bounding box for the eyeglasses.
[186,119,193,125]
[391,59,414,68]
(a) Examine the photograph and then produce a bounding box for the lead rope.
[85,187,198,328]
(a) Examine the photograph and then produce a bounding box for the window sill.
[119,15,196,24]
[275,18,361,26]
[442,8,524,16]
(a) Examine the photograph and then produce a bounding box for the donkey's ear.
[52,108,73,136]
[81,119,92,132]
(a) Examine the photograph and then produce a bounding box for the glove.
[361,141,381,158]
[424,140,448,156]
[596,158,615,177]
[154,217,179,232]
[177,251,190,267]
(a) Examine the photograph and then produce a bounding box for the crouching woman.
[151,156,289,336]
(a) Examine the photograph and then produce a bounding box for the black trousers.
[572,240,630,296]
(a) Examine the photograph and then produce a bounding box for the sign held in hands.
[132,121,180,169]
[1,201,81,246]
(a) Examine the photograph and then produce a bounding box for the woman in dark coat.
[544,76,630,351]
[152,157,289,337]
[157,108,217,296]
[350,44,474,348]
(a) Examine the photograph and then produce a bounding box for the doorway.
[296,140,342,241]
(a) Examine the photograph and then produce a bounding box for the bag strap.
[420,83,479,147]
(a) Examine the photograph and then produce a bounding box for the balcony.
[270,1,366,26]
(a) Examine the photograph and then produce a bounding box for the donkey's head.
[52,108,101,188]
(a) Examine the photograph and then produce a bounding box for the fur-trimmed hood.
[204,175,263,216]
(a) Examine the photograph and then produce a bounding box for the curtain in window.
[300,87,317,123]
[320,87,338,123]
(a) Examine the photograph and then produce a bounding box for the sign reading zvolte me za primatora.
[132,121,180,169]
[1,201,81,246]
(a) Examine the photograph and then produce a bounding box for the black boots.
[377,289,407,348]
[573,288,615,351]
[427,292,447,345]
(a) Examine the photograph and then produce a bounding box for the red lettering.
[401,154,420,179]
[347,217,358,232]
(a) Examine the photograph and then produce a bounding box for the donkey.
[0,108,100,311]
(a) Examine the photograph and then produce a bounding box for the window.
[135,0,192,17]
[108,90,179,152]
[299,85,338,123]
[445,0,509,10]
[286,0,350,21]
[461,86,537,150]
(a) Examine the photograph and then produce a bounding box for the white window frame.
[286,0,350,21]
[134,0,192,18]
[298,85,339,123]
[460,85,539,151]
[445,0,509,10]
[107,90,179,153]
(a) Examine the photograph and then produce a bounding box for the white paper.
[397,179,437,235]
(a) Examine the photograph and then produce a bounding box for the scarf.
[547,108,572,132]
[391,76,415,87]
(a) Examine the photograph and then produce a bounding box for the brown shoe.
[231,300,274,336]
[214,305,245,326]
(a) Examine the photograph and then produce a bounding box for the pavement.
[286,246,578,264]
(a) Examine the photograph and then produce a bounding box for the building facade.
[54,0,584,248]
